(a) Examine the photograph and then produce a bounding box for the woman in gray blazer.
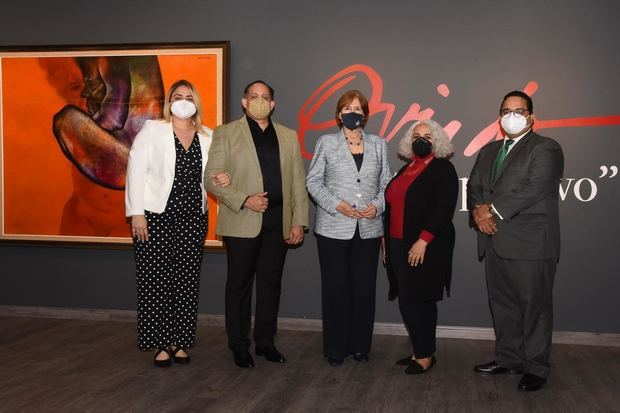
[306,90,391,366]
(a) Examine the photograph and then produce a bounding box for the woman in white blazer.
[125,80,229,367]
[306,90,392,366]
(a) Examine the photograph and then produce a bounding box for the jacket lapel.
[493,130,533,185]
[358,130,373,176]
[480,140,502,187]
[197,131,210,173]
[273,122,288,178]
[338,129,358,173]
[239,117,260,168]
[162,122,176,175]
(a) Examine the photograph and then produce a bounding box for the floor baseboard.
[1,304,618,347]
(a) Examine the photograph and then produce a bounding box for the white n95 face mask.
[500,113,528,135]
[170,99,197,119]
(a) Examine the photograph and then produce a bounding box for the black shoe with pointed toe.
[405,356,436,375]
[233,350,255,368]
[255,345,286,363]
[518,373,546,392]
[473,360,522,375]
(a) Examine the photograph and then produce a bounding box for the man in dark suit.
[467,91,564,391]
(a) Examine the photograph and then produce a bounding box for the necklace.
[344,132,362,146]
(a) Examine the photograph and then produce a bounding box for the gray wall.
[1,0,619,333]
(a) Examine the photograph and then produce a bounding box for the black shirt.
[246,115,283,230]
[352,152,363,172]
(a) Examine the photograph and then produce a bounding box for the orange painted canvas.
[0,43,228,246]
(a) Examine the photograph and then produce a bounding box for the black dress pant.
[316,226,381,358]
[485,245,555,378]
[389,238,438,359]
[224,225,287,352]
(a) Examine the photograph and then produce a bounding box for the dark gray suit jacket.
[467,131,564,260]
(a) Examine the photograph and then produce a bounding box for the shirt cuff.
[490,203,504,220]
[419,230,435,243]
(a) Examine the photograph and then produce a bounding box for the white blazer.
[125,119,213,216]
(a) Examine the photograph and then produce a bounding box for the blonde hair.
[398,119,454,160]
[162,79,207,134]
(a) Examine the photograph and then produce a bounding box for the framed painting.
[0,42,229,248]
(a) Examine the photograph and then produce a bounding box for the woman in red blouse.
[384,119,458,374]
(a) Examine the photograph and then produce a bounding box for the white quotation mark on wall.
[559,165,618,202]
[599,165,618,178]
[459,165,617,210]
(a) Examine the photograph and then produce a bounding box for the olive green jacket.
[204,116,308,238]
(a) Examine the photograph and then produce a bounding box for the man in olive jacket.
[204,80,308,369]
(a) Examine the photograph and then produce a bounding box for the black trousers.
[224,226,287,352]
[316,227,381,358]
[388,238,438,359]
[485,245,555,378]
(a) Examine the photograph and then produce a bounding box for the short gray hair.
[397,119,454,160]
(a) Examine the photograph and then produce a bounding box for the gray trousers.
[485,245,556,378]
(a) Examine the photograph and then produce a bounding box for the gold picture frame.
[0,42,229,248]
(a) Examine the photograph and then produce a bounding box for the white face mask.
[170,99,197,120]
[500,113,529,135]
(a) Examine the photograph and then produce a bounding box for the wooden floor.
[1,316,619,413]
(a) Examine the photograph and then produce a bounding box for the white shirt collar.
[504,128,531,153]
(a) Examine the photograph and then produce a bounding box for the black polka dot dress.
[134,133,207,351]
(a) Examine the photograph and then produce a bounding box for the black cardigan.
[384,158,459,302]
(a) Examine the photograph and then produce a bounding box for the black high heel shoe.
[396,355,415,366]
[171,346,191,365]
[154,347,172,368]
[405,355,436,375]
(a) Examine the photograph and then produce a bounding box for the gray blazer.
[306,130,392,240]
[467,131,564,260]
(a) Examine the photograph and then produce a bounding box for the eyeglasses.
[500,108,529,118]
[246,93,271,101]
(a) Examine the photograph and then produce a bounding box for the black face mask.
[341,112,364,130]
[412,138,432,157]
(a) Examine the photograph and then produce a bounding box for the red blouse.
[385,153,435,241]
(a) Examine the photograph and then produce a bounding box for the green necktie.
[491,139,514,183]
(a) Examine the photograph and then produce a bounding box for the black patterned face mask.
[341,112,364,130]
